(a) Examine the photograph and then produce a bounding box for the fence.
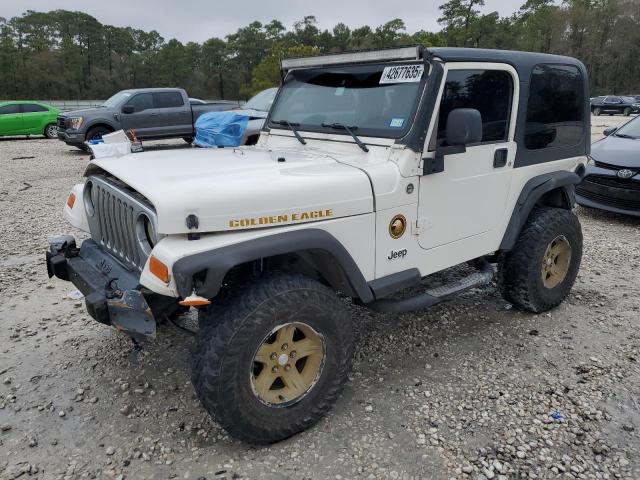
[36,99,242,112]
[39,100,105,111]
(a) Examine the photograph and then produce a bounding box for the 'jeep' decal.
[387,249,408,260]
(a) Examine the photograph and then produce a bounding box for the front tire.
[191,273,354,444]
[85,126,111,143]
[498,207,582,313]
[44,123,58,139]
[593,107,601,116]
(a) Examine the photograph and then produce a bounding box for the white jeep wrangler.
[47,46,590,443]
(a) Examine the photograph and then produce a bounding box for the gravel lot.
[1,116,639,480]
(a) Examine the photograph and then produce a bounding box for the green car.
[0,101,59,139]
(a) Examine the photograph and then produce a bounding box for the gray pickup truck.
[57,88,239,149]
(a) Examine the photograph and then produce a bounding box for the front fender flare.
[172,229,374,303]
[500,171,581,251]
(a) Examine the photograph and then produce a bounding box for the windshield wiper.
[614,133,637,139]
[321,123,369,152]
[271,119,306,145]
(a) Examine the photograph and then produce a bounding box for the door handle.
[493,148,508,168]
[150,113,159,116]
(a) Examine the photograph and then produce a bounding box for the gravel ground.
[1,116,639,480]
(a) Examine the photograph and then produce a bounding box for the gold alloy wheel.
[541,235,572,289]
[251,322,325,406]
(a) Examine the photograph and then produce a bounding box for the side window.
[153,92,184,108]
[436,69,513,145]
[22,104,48,113]
[525,64,584,150]
[125,93,154,113]
[0,104,20,115]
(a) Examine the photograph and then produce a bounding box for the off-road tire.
[190,273,354,444]
[44,123,58,139]
[623,107,632,116]
[593,107,601,116]
[498,207,582,313]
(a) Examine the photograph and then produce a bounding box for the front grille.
[587,176,640,190]
[577,176,640,211]
[84,175,157,271]
[595,160,637,171]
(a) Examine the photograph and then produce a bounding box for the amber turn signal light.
[149,255,169,283]
[179,294,211,307]
[66,192,76,209]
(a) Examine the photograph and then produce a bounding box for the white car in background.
[236,87,278,145]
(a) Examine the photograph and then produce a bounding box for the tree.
[245,45,319,97]
[1,5,639,101]
[438,0,485,46]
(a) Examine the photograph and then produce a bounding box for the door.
[120,92,156,137]
[152,91,192,137]
[603,96,623,114]
[418,64,518,250]
[21,103,49,133]
[0,104,23,135]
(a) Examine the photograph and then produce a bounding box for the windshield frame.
[266,61,429,140]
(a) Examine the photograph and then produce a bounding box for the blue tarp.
[194,111,249,148]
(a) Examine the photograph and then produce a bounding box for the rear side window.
[153,92,184,108]
[0,104,19,115]
[22,104,48,113]
[126,93,154,112]
[436,69,513,144]
[525,64,584,150]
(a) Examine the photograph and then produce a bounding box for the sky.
[0,0,522,43]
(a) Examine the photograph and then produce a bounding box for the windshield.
[269,63,426,138]
[615,116,640,139]
[245,88,277,112]
[102,91,132,108]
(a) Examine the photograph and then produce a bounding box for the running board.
[366,259,494,314]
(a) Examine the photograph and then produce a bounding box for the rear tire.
[498,207,582,313]
[183,137,194,144]
[191,273,354,444]
[623,107,632,116]
[44,123,58,139]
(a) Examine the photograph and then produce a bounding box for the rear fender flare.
[500,171,581,251]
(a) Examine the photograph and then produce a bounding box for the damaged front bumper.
[46,236,156,341]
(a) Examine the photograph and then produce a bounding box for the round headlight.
[136,213,157,254]
[83,181,95,216]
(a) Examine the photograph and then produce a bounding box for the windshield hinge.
[412,218,430,235]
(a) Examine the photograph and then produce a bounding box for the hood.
[60,107,109,117]
[592,135,640,168]
[89,147,373,234]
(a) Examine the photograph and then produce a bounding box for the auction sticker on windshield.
[379,65,425,84]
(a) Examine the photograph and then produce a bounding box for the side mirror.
[445,108,483,146]
[122,105,134,114]
[423,108,483,175]
[603,127,617,136]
